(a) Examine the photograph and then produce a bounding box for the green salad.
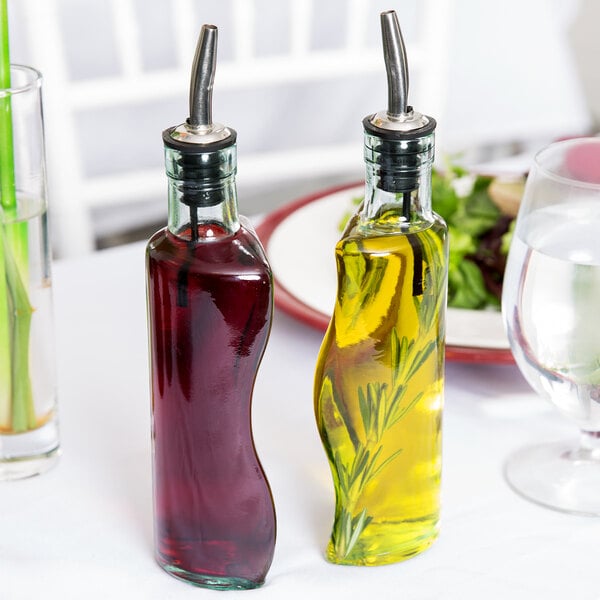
[433,165,517,309]
[340,166,519,310]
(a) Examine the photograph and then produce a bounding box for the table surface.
[1,241,598,600]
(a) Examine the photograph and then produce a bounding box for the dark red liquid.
[146,224,276,589]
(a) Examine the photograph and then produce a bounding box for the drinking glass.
[502,137,600,515]
[0,65,59,479]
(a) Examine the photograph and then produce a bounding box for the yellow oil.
[314,214,447,565]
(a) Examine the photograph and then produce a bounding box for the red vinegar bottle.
[146,25,275,589]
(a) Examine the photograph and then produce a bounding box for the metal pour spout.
[381,10,409,118]
[188,24,217,130]
[365,10,431,134]
[167,24,234,147]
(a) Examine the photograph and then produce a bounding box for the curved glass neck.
[359,132,434,234]
[165,144,240,241]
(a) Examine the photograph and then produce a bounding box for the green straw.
[0,0,15,211]
[0,0,13,428]
[0,0,35,432]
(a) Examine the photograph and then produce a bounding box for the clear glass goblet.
[502,137,600,515]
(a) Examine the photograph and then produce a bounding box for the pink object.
[565,142,600,183]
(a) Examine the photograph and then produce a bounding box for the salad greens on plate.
[433,165,517,310]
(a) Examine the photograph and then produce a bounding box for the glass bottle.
[146,25,275,589]
[314,11,448,566]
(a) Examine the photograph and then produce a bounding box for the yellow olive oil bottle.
[314,10,448,566]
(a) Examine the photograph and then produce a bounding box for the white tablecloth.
[1,242,597,599]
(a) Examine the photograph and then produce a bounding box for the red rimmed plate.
[255,182,514,364]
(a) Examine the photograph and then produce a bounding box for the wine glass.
[502,137,600,515]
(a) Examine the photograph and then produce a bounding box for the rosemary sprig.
[325,230,447,561]
[326,331,432,560]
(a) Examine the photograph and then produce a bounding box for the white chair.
[13,0,453,257]
[21,1,593,257]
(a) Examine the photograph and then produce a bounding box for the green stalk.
[2,230,34,431]
[0,224,9,429]
[0,0,36,432]
[0,218,33,431]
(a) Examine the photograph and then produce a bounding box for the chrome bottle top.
[363,10,435,142]
[163,24,236,153]
[363,10,436,195]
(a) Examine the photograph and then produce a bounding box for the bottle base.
[325,526,439,566]
[157,558,264,590]
[0,419,60,481]
[0,447,60,481]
